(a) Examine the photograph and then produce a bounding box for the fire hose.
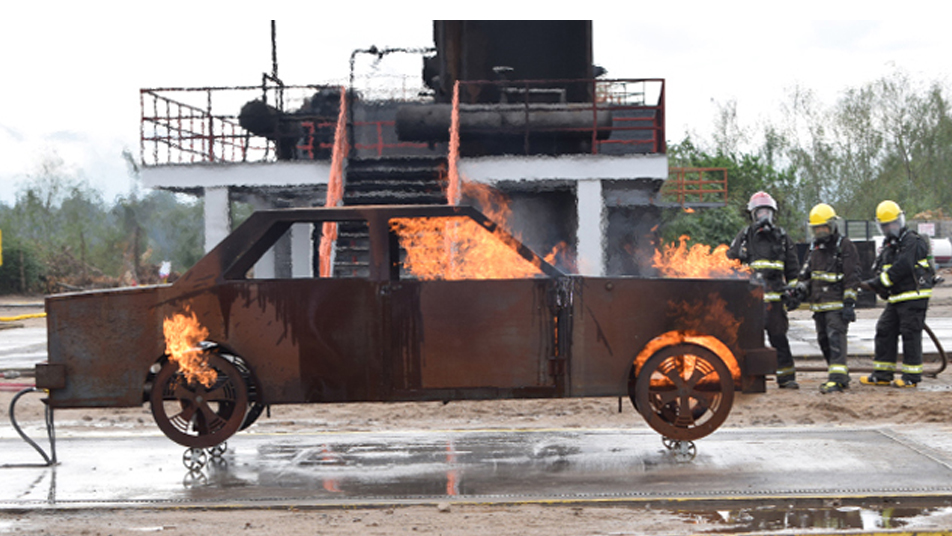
[5,387,57,467]
[796,323,947,378]
[0,312,46,322]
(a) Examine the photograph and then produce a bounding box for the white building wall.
[143,154,667,278]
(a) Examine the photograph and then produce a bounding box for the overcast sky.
[2,5,950,205]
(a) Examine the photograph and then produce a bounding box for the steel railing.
[140,84,430,166]
[662,167,729,206]
[141,78,666,165]
[455,78,666,155]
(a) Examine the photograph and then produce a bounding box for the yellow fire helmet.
[876,200,905,237]
[876,200,903,224]
[809,203,837,226]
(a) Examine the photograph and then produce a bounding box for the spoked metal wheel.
[151,353,248,448]
[634,343,734,442]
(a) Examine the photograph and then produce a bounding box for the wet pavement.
[0,327,46,371]
[787,317,952,359]
[4,426,952,509]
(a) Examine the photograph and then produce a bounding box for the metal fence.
[660,167,728,207]
[455,78,666,155]
[141,78,665,166]
[140,82,431,166]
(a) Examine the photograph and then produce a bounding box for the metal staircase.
[331,156,447,278]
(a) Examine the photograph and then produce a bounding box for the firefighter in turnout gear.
[728,191,801,389]
[791,204,860,394]
[860,200,934,388]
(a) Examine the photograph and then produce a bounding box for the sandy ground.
[4,277,952,534]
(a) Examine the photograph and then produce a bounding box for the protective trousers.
[766,302,795,382]
[874,299,928,383]
[813,310,849,385]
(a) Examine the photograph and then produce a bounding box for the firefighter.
[790,204,860,393]
[860,200,934,388]
[728,191,801,389]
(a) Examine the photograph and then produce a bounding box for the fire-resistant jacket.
[873,229,933,304]
[728,223,799,303]
[798,232,861,312]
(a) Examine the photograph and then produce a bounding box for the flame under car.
[38,205,775,449]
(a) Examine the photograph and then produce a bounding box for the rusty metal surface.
[41,205,774,446]
[569,277,766,396]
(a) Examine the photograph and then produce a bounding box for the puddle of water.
[682,505,941,533]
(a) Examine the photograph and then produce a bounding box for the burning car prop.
[32,205,774,462]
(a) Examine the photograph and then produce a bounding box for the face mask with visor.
[753,207,773,226]
[878,213,905,238]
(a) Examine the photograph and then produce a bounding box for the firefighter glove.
[861,277,890,300]
[783,283,806,311]
[841,301,856,323]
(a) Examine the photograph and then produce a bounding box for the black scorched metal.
[37,205,775,448]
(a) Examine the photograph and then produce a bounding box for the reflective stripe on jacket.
[728,224,799,301]
[798,233,861,311]
[874,230,933,303]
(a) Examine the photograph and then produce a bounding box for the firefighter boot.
[777,376,799,390]
[819,381,846,394]
[860,374,892,386]
[891,379,918,388]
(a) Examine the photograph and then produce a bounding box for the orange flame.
[634,330,740,386]
[162,307,217,387]
[633,293,745,386]
[392,181,555,280]
[319,87,349,278]
[390,216,543,280]
[543,241,577,273]
[653,235,749,278]
[446,81,461,205]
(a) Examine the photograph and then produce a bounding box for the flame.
[669,294,743,348]
[683,207,696,213]
[319,87,349,277]
[634,330,740,386]
[391,181,551,280]
[653,235,749,278]
[633,293,745,387]
[162,307,217,387]
[543,241,577,273]
[391,216,543,280]
[446,81,461,205]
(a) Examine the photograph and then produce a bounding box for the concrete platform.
[0,327,46,371]
[4,426,952,509]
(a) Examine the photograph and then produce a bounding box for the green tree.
[664,139,800,246]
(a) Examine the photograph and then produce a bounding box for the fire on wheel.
[36,205,775,454]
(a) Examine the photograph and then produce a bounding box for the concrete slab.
[0,328,47,370]
[3,426,952,509]
[789,318,952,360]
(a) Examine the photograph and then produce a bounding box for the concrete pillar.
[290,223,313,278]
[250,196,275,279]
[203,186,231,253]
[576,179,604,276]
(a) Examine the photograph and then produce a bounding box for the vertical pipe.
[207,90,215,162]
[139,90,145,167]
[271,21,278,81]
